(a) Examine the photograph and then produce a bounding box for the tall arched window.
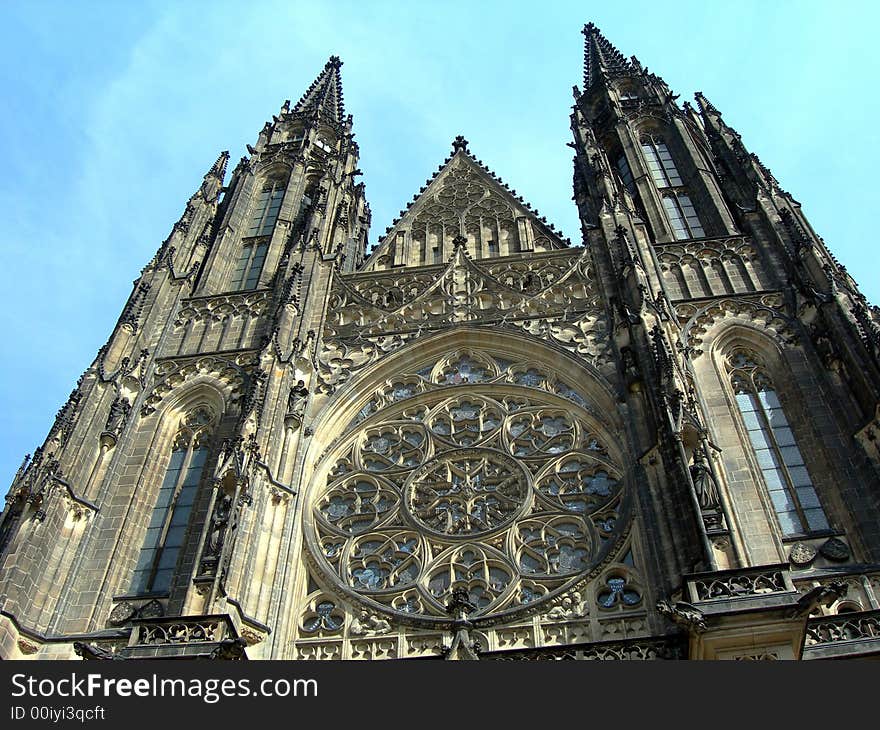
[662,192,705,240]
[246,178,286,237]
[727,350,830,537]
[641,135,682,187]
[131,407,215,594]
[615,153,636,195]
[230,241,268,290]
[641,134,706,240]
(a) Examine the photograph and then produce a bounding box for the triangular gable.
[362,137,571,270]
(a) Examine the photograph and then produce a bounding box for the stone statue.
[206,493,234,557]
[286,380,309,426]
[104,396,131,436]
[689,447,720,511]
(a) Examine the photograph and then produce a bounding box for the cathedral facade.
[2,25,879,661]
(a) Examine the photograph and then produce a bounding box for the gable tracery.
[316,249,611,395]
[365,150,570,269]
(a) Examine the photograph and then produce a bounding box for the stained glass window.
[729,351,829,536]
[131,409,213,594]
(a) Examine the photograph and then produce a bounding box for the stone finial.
[452,135,469,154]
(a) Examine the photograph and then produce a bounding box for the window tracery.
[247,176,286,237]
[131,406,215,595]
[305,356,628,622]
[727,349,830,536]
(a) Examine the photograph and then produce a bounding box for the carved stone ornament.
[788,541,818,567]
[240,628,266,646]
[349,610,392,636]
[108,598,164,627]
[656,599,707,633]
[108,602,137,627]
[17,639,39,656]
[819,537,850,562]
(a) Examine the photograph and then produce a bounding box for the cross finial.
[452,135,469,154]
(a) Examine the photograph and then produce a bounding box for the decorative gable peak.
[362,136,571,271]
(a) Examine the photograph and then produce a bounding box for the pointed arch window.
[231,241,268,290]
[131,408,214,594]
[247,179,286,237]
[728,351,830,537]
[662,192,704,240]
[616,154,636,195]
[641,136,683,188]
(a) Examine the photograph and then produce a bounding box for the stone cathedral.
[2,24,880,662]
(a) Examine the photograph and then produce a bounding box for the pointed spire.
[582,22,633,89]
[207,150,230,180]
[292,55,345,125]
[694,91,719,116]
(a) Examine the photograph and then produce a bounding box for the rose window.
[405,450,528,536]
[306,359,628,622]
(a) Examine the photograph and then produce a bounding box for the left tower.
[0,57,368,659]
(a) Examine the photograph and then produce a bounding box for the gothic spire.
[582,22,633,90]
[207,150,230,182]
[694,91,719,117]
[292,55,345,125]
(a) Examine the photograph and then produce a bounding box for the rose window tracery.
[406,450,528,536]
[306,351,629,622]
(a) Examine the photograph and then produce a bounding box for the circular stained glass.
[306,367,628,622]
[404,449,528,537]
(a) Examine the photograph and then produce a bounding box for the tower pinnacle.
[582,22,633,89]
[292,55,345,125]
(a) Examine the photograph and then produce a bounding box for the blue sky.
[1,0,877,488]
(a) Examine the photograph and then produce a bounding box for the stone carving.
[141,353,255,415]
[202,494,233,564]
[173,290,269,329]
[788,542,817,567]
[682,297,797,357]
[819,537,850,562]
[349,610,392,636]
[656,599,707,632]
[544,590,589,620]
[689,447,721,511]
[485,637,685,660]
[656,237,768,300]
[285,380,309,429]
[691,568,787,601]
[100,395,131,447]
[316,247,611,393]
[805,609,880,647]
[108,598,165,627]
[74,642,122,661]
[137,618,227,645]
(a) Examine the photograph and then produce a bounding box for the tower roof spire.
[292,55,345,125]
[582,22,633,89]
[207,150,230,180]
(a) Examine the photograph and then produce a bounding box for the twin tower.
[2,25,879,661]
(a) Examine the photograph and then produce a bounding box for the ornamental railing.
[685,565,793,603]
[804,609,880,648]
[130,615,234,647]
[484,636,686,661]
